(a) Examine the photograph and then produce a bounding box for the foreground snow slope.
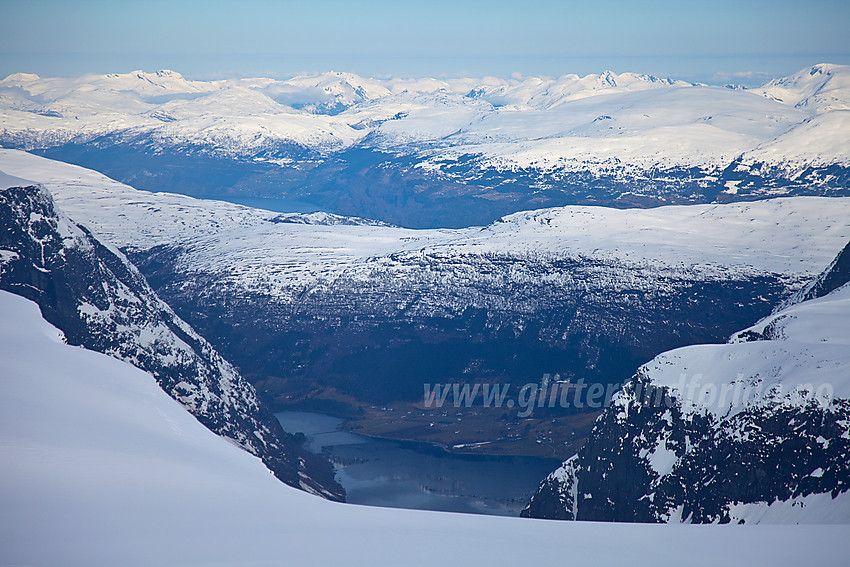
[1,290,848,567]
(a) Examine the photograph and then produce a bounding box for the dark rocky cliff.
[0,183,344,501]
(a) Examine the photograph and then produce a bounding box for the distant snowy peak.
[263,71,392,114]
[464,70,690,109]
[1,72,40,84]
[756,63,850,112]
[106,69,202,91]
[1,64,849,185]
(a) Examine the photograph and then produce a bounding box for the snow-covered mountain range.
[0,59,847,546]
[2,65,847,167]
[2,65,848,226]
[1,150,848,431]
[522,242,850,523]
[4,289,847,566]
[1,151,848,527]
[0,176,343,500]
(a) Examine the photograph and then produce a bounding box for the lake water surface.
[276,411,560,516]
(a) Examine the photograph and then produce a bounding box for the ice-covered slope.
[523,243,850,523]
[2,289,849,567]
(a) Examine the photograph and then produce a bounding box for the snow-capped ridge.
[270,210,395,227]
[774,240,850,310]
[525,246,850,524]
[756,63,850,112]
[2,64,847,176]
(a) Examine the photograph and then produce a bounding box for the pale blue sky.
[1,0,848,84]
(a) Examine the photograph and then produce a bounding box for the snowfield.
[1,289,848,567]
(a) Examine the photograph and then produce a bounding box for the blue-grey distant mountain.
[1,65,848,227]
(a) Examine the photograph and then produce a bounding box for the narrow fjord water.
[275,411,561,516]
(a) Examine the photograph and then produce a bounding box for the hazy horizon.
[2,0,849,87]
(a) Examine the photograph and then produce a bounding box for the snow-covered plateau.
[1,289,848,567]
[2,65,849,227]
[2,149,849,280]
